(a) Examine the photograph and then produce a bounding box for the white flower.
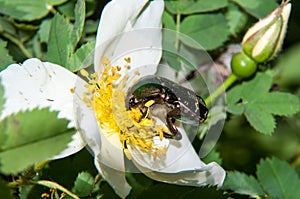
[0,0,225,198]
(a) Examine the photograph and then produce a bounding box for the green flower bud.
[231,51,257,78]
[242,1,291,63]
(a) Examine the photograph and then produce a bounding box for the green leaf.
[244,103,275,135]
[58,0,94,22]
[241,72,272,101]
[0,17,16,35]
[0,39,14,70]
[162,51,181,71]
[0,178,14,199]
[226,85,242,105]
[224,158,300,198]
[0,79,7,149]
[47,14,73,66]
[177,41,211,69]
[257,157,300,199]
[162,11,176,30]
[71,0,85,47]
[226,86,244,115]
[202,149,223,165]
[223,171,265,197]
[225,3,248,36]
[14,22,38,31]
[165,0,228,15]
[18,185,36,199]
[67,40,95,71]
[47,0,85,67]
[180,13,230,50]
[0,108,75,174]
[0,0,68,21]
[46,0,68,5]
[0,119,8,149]
[0,78,5,114]
[32,35,45,59]
[85,0,98,17]
[255,92,300,116]
[84,19,99,34]
[57,0,76,20]
[38,19,52,43]
[0,0,49,21]
[227,104,244,116]
[227,72,300,134]
[231,0,278,19]
[72,172,98,197]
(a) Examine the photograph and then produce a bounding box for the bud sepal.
[242,1,291,63]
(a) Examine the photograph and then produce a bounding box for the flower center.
[81,57,169,159]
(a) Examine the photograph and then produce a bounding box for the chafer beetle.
[126,75,208,140]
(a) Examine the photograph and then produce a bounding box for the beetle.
[126,75,208,140]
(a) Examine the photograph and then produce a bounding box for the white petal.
[76,106,131,197]
[74,78,125,170]
[94,155,131,198]
[133,0,164,29]
[128,127,205,172]
[128,126,225,186]
[135,161,225,187]
[93,130,131,197]
[94,0,164,78]
[73,77,101,156]
[0,58,85,158]
[73,76,131,198]
[94,0,148,71]
[97,132,125,172]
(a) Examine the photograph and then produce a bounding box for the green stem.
[174,13,181,80]
[35,180,80,199]
[205,73,238,106]
[175,13,181,51]
[8,179,23,188]
[34,160,51,172]
[126,173,144,191]
[7,160,51,188]
[2,32,33,58]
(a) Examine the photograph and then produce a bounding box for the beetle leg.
[166,107,182,140]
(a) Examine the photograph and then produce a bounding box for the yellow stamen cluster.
[81,57,169,159]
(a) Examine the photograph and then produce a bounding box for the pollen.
[145,100,155,107]
[124,57,131,63]
[80,69,89,77]
[134,70,140,76]
[81,57,169,159]
[70,87,75,94]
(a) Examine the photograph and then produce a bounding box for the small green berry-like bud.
[231,51,257,78]
[242,1,291,63]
